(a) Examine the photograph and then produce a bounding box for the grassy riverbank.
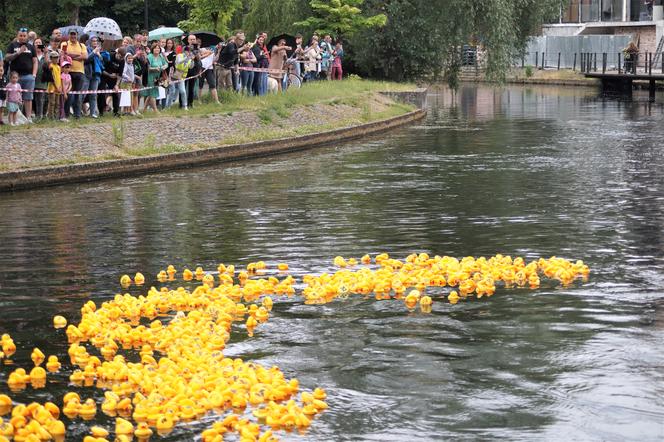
[0,79,418,171]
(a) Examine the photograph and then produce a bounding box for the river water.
[0,84,663,441]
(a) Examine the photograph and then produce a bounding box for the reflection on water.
[1,84,663,440]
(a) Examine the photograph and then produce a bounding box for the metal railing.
[514,51,664,75]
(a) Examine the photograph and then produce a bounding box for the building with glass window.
[543,0,664,53]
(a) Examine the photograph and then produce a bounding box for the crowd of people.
[0,27,345,126]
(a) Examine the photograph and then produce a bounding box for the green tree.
[57,0,94,25]
[295,0,386,39]
[351,0,561,84]
[241,0,312,38]
[177,0,242,35]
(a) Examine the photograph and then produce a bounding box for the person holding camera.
[5,28,37,123]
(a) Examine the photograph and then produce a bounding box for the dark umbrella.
[185,31,222,48]
[267,34,297,56]
[59,25,85,36]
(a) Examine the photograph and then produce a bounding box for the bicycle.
[285,59,302,89]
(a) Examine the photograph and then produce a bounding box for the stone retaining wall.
[379,88,428,109]
[0,109,426,192]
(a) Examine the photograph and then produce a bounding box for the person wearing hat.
[60,29,87,118]
[46,51,62,120]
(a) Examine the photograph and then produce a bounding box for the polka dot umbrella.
[84,17,122,41]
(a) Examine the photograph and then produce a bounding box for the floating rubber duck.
[182,268,193,280]
[134,422,153,439]
[120,274,132,286]
[277,263,289,271]
[404,290,420,309]
[53,315,67,329]
[448,290,460,304]
[134,272,145,285]
[115,417,134,435]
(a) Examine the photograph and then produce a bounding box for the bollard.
[602,53,607,73]
[573,53,577,71]
[649,52,652,75]
[618,52,621,74]
[541,52,545,70]
[593,53,597,72]
[557,52,561,70]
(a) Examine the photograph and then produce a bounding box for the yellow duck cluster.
[305,253,589,308]
[0,253,589,441]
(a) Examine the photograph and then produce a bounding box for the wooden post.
[541,52,545,70]
[557,52,561,70]
[573,53,577,71]
[618,52,621,74]
[593,53,597,72]
[602,53,607,73]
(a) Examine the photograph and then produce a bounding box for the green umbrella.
[148,27,184,41]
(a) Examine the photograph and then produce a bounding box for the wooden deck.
[583,71,663,99]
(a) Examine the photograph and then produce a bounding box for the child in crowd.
[331,42,344,80]
[120,52,135,115]
[6,71,23,126]
[60,58,72,122]
[46,51,62,120]
[0,64,6,125]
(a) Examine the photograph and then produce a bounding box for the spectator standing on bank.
[5,71,22,125]
[197,42,219,104]
[319,34,333,80]
[85,36,103,118]
[60,58,72,121]
[331,41,344,80]
[46,51,62,120]
[33,37,48,119]
[5,28,37,123]
[173,45,190,109]
[163,39,176,108]
[269,39,291,92]
[239,42,256,95]
[0,64,6,125]
[251,33,269,96]
[185,34,201,108]
[60,29,87,119]
[143,42,167,113]
[304,36,321,82]
[100,47,125,117]
[219,31,243,91]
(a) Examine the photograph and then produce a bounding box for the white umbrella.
[84,17,122,41]
[148,27,184,41]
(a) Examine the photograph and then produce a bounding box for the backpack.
[41,62,54,83]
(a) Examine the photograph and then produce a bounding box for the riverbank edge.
[0,106,426,192]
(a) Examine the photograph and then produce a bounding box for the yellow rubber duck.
[404,290,420,309]
[52,315,67,329]
[134,272,145,285]
[420,295,432,306]
[120,274,132,286]
[134,422,153,439]
[115,417,134,435]
[31,348,45,366]
[277,263,289,271]
[448,290,460,304]
[182,268,193,280]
